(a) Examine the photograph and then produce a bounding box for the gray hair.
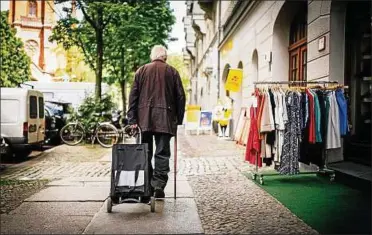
[150,45,167,61]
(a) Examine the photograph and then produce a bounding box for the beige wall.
[307,1,332,81]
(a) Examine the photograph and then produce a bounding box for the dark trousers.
[142,132,172,191]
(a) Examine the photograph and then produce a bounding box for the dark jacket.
[127,59,186,136]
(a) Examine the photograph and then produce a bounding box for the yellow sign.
[217,108,232,126]
[186,105,201,122]
[225,68,243,92]
[224,109,232,119]
[221,39,233,58]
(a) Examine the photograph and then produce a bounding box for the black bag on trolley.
[110,129,151,203]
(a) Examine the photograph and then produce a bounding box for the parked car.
[44,100,73,145]
[44,106,59,145]
[45,99,73,123]
[0,88,45,158]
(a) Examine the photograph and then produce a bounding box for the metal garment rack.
[250,80,339,185]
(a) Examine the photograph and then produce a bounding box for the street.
[0,129,316,234]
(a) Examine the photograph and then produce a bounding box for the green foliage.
[51,0,176,106]
[51,0,126,100]
[69,94,116,130]
[52,44,95,82]
[103,0,175,113]
[167,53,190,102]
[0,11,31,87]
[104,0,176,85]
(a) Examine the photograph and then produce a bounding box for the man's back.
[127,59,185,135]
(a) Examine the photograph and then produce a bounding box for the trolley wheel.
[107,198,112,213]
[150,196,155,213]
[259,176,264,185]
[330,174,335,182]
[251,173,256,180]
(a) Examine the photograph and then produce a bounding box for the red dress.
[245,104,262,167]
[306,89,316,144]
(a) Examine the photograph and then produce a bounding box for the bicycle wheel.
[60,123,85,146]
[96,123,119,148]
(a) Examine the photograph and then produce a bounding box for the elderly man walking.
[127,45,186,201]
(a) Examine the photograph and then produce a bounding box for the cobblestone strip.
[176,132,318,234]
[1,162,111,180]
[0,179,50,214]
[188,173,318,234]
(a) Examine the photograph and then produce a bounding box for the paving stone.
[1,128,320,234]
[0,202,101,234]
[25,186,109,202]
[83,198,203,234]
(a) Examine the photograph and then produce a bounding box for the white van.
[1,88,45,158]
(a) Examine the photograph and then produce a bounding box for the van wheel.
[15,150,32,159]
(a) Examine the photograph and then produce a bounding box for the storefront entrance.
[343,1,371,166]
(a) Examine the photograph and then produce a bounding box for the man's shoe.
[154,188,165,199]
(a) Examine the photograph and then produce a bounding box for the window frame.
[288,11,308,82]
[38,97,44,119]
[29,96,38,119]
[28,0,37,17]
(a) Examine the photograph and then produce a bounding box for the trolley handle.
[123,125,142,144]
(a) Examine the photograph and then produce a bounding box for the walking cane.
[174,133,177,200]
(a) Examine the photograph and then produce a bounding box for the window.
[289,10,307,82]
[39,97,44,118]
[28,0,37,17]
[30,96,37,119]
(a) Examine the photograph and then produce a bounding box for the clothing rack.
[250,80,339,185]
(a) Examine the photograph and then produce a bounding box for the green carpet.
[246,173,371,234]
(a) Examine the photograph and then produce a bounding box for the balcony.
[198,0,214,20]
[20,16,43,28]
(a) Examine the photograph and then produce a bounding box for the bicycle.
[60,113,119,148]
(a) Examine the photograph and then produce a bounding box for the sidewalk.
[1,129,317,234]
[1,156,203,234]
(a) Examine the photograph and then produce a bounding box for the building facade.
[183,0,371,166]
[8,0,65,82]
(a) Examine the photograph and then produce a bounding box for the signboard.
[186,105,201,122]
[199,111,213,131]
[185,105,201,133]
[221,39,234,58]
[234,108,248,142]
[225,68,243,92]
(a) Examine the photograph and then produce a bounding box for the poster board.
[240,117,250,146]
[185,105,201,134]
[225,68,243,92]
[234,108,247,143]
[198,110,213,135]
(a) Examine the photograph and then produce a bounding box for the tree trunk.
[120,48,127,116]
[95,8,104,101]
[121,80,127,116]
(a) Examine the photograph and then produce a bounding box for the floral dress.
[279,92,301,175]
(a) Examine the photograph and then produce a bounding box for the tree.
[50,0,127,101]
[167,53,190,102]
[0,11,31,87]
[53,44,95,82]
[104,0,176,114]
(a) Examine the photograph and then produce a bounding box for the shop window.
[28,0,37,17]
[288,9,307,82]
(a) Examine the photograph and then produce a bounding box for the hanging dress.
[245,105,262,167]
[279,92,301,175]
